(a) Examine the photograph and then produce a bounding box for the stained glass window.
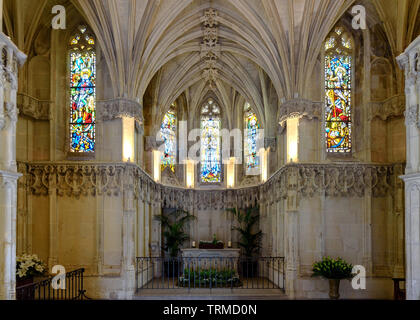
[160,105,177,172]
[325,27,352,153]
[69,25,96,153]
[244,103,260,174]
[200,99,221,183]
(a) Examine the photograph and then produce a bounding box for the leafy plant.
[16,254,46,280]
[178,267,241,287]
[227,206,262,258]
[312,256,354,279]
[155,209,196,258]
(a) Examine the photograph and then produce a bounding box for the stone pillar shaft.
[397,35,420,300]
[0,33,26,300]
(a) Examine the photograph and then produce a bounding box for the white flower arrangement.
[16,254,46,280]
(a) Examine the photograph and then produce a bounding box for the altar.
[180,249,241,271]
[181,248,240,259]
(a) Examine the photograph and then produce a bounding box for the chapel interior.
[1,0,420,300]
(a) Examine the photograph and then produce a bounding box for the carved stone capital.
[97,98,144,128]
[278,99,322,128]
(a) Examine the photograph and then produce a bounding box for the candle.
[192,241,196,248]
[228,241,232,248]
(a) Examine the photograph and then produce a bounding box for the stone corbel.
[368,95,405,122]
[144,136,157,152]
[17,93,50,120]
[278,99,322,131]
[97,98,144,128]
[264,137,276,152]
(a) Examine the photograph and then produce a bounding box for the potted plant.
[312,256,354,299]
[16,254,46,287]
[227,206,262,277]
[155,209,196,275]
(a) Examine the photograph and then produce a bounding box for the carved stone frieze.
[18,161,402,211]
[161,166,182,187]
[17,93,50,120]
[239,175,260,187]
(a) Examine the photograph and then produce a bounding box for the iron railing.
[136,257,284,292]
[16,268,89,300]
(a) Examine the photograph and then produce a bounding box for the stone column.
[121,167,136,299]
[0,33,26,300]
[397,35,420,300]
[284,166,299,298]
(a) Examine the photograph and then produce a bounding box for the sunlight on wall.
[153,150,161,182]
[260,148,268,182]
[227,157,236,188]
[122,117,135,162]
[185,160,195,188]
[287,117,299,162]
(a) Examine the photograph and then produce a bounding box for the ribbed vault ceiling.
[4,0,420,128]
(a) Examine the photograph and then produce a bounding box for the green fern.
[155,209,196,258]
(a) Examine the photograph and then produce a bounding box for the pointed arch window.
[200,99,221,183]
[324,26,352,153]
[69,25,96,153]
[244,102,260,174]
[160,104,177,172]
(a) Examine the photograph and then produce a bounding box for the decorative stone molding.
[278,99,322,130]
[4,102,17,123]
[200,8,220,86]
[239,175,260,187]
[260,162,402,204]
[161,166,182,187]
[404,104,418,126]
[19,161,402,212]
[97,98,144,129]
[0,35,26,132]
[17,93,50,120]
[369,95,405,121]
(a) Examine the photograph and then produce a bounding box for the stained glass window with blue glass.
[325,27,352,153]
[160,105,177,172]
[244,103,260,174]
[69,25,96,153]
[200,99,221,183]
